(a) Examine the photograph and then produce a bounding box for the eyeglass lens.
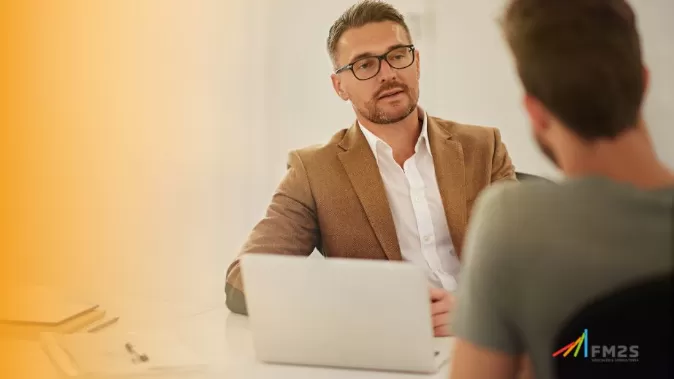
[352,46,414,80]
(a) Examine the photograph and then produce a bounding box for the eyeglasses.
[335,45,415,81]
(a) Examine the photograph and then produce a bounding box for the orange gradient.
[1,1,249,377]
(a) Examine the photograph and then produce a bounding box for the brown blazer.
[225,115,516,314]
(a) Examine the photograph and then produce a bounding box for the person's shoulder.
[473,176,603,231]
[464,179,566,267]
[470,180,521,221]
[286,125,354,166]
[475,177,564,213]
[429,116,504,147]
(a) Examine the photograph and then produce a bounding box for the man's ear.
[523,94,551,134]
[331,74,349,101]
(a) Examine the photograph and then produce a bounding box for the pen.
[87,316,120,333]
[125,342,150,363]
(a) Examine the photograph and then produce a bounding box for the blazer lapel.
[428,118,467,258]
[338,123,403,261]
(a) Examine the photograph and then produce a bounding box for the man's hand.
[430,287,454,337]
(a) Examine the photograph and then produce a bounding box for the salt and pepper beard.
[358,83,419,125]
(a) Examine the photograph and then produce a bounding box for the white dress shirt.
[359,112,460,291]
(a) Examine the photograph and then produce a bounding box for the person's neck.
[559,124,674,190]
[358,107,422,166]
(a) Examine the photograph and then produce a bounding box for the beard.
[534,133,559,167]
[358,82,419,124]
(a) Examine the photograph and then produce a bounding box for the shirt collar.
[358,110,432,163]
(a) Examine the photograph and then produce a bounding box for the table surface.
[3,292,453,379]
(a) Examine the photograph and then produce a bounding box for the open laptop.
[239,254,452,374]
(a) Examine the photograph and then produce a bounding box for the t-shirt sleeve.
[452,183,524,355]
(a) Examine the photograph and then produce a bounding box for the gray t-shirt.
[451,176,674,379]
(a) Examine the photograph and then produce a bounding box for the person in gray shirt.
[449,1,674,379]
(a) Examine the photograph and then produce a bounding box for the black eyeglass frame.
[334,44,416,81]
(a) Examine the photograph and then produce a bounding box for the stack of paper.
[0,286,106,339]
[41,330,209,378]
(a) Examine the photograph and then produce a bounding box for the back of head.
[501,0,644,140]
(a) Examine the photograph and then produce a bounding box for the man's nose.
[377,59,397,81]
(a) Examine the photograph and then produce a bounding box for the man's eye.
[358,62,371,69]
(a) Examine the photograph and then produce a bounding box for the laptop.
[240,254,452,374]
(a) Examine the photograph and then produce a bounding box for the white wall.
[636,1,674,167]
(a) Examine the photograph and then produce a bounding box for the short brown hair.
[327,0,411,67]
[501,0,644,140]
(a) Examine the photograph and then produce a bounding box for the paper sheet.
[41,330,209,378]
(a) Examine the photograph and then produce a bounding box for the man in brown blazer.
[225,0,516,336]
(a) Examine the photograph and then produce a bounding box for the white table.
[3,296,452,379]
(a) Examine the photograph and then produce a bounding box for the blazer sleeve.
[224,150,320,315]
[490,128,517,183]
